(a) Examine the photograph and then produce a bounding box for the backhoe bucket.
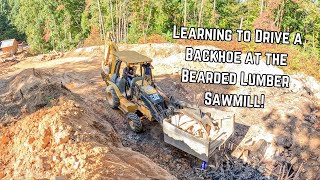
[163,107,234,161]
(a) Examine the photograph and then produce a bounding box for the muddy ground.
[0,44,319,179]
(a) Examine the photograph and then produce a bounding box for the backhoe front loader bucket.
[163,107,234,161]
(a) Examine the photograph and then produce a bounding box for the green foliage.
[0,0,319,58]
[281,0,320,54]
[0,12,25,41]
[0,0,25,41]
[1,0,87,53]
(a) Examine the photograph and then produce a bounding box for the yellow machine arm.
[102,32,119,77]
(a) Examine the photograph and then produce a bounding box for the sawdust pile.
[0,69,175,179]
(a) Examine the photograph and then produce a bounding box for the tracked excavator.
[101,32,235,161]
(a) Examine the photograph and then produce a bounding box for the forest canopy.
[0,0,319,56]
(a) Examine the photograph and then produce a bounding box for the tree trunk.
[278,0,286,31]
[109,0,114,35]
[260,0,264,15]
[146,8,152,38]
[239,17,243,29]
[313,29,315,49]
[119,3,122,41]
[115,0,119,42]
[97,0,102,40]
[124,12,127,43]
[126,15,129,42]
[142,0,146,43]
[184,0,187,26]
[198,0,205,27]
[213,0,216,24]
[97,0,105,40]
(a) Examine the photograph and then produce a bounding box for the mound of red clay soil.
[0,69,175,179]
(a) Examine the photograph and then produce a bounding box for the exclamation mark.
[260,94,265,108]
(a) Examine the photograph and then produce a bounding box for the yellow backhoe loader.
[101,32,235,161]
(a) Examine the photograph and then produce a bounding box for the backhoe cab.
[101,32,173,132]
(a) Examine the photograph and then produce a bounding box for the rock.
[59,135,70,144]
[249,139,268,160]
[176,163,181,170]
[232,146,245,159]
[50,176,68,180]
[284,151,290,157]
[42,136,51,148]
[13,159,22,170]
[60,151,66,159]
[43,162,51,171]
[0,171,5,179]
[290,157,298,165]
[1,136,10,145]
[169,161,176,169]
[162,154,172,162]
[21,105,28,114]
[37,55,44,61]
[52,155,62,162]
[78,158,86,168]
[314,121,320,129]
[44,128,52,136]
[300,152,309,161]
[28,137,35,144]
[73,161,80,170]
[276,135,292,149]
[276,146,285,155]
[54,131,70,145]
[276,155,286,162]
[242,149,249,162]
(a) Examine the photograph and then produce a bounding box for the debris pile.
[37,51,64,61]
[198,156,269,179]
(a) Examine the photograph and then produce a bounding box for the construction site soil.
[0,43,319,179]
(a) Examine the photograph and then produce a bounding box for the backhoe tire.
[127,113,143,133]
[106,86,120,109]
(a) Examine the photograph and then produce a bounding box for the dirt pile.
[0,69,175,179]
[0,69,69,124]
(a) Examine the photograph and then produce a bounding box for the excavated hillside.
[0,69,175,179]
[0,43,319,179]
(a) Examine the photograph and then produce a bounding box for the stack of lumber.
[170,113,219,138]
